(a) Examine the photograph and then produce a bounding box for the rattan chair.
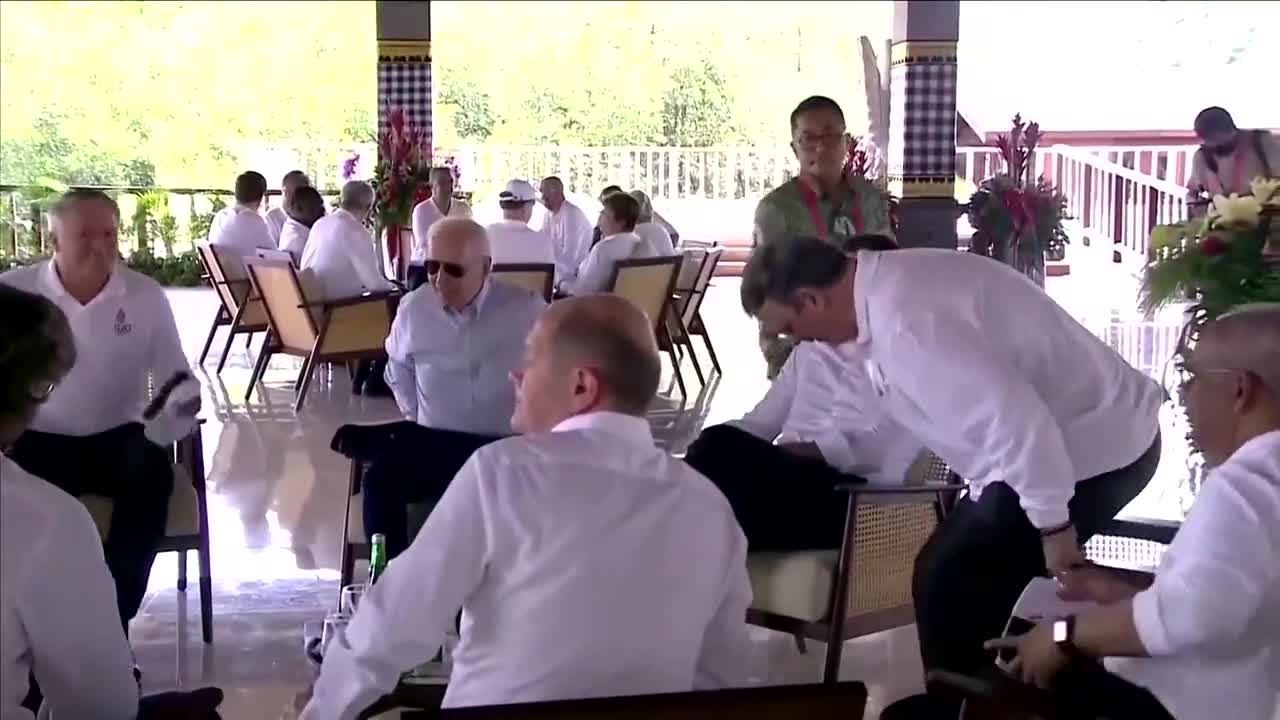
[79,424,214,642]
[195,243,270,373]
[746,451,963,683]
[605,255,689,398]
[491,262,555,302]
[672,247,724,376]
[243,258,398,412]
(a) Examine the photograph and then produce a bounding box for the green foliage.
[0,251,204,287]
[1140,215,1280,321]
[189,195,227,247]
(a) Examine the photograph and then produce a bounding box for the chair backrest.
[199,243,247,314]
[255,247,295,265]
[678,239,718,251]
[492,262,555,303]
[605,255,683,336]
[244,258,320,353]
[434,682,868,720]
[673,248,708,294]
[680,247,722,329]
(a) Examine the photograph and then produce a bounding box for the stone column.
[376,0,432,155]
[888,0,960,249]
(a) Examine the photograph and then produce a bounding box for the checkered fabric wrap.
[888,60,957,179]
[377,60,433,150]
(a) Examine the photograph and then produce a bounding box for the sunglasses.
[424,260,467,279]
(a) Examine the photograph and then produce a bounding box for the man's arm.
[304,453,493,719]
[1258,130,1280,179]
[1186,148,1211,205]
[350,228,394,292]
[566,208,595,273]
[383,311,418,421]
[752,196,790,248]
[727,345,799,441]
[693,524,752,689]
[567,246,608,295]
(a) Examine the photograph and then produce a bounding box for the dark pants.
[913,431,1162,712]
[682,425,855,552]
[360,424,503,558]
[10,423,174,630]
[1050,658,1173,719]
[352,359,391,396]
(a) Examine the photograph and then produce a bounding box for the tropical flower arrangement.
[1139,176,1280,335]
[965,114,1070,287]
[844,135,899,236]
[371,105,432,230]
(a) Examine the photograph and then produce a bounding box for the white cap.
[498,179,537,203]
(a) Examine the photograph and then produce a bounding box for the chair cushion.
[747,550,838,623]
[78,466,200,542]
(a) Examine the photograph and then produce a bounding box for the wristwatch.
[1053,616,1077,655]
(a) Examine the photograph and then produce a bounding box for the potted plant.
[370,106,432,280]
[965,115,1070,287]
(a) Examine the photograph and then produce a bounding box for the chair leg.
[698,316,722,375]
[339,543,355,609]
[197,314,221,365]
[177,550,188,591]
[215,328,238,374]
[294,353,319,413]
[244,334,273,403]
[666,345,687,399]
[822,627,843,683]
[674,318,705,385]
[198,546,213,644]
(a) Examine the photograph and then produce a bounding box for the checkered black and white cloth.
[888,60,958,179]
[377,60,433,149]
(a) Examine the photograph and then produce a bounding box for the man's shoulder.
[485,280,547,313]
[116,265,168,298]
[0,260,46,290]
[1,457,98,544]
[757,181,802,211]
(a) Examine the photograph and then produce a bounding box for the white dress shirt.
[304,411,751,718]
[635,221,676,257]
[848,249,1164,528]
[0,261,192,437]
[265,205,289,245]
[485,220,556,266]
[1105,430,1280,720]
[210,206,274,258]
[538,201,594,283]
[384,280,544,434]
[206,206,236,244]
[277,217,311,264]
[1,455,138,720]
[300,209,393,300]
[410,197,473,265]
[566,232,651,295]
[731,342,921,484]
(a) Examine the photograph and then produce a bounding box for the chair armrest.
[1098,517,1180,545]
[834,481,959,495]
[302,289,401,310]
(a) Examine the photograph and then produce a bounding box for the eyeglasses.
[794,132,847,150]
[1173,362,1238,391]
[424,260,466,279]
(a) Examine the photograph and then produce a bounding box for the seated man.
[564,192,653,295]
[537,176,593,286]
[630,189,677,256]
[0,285,223,720]
[408,166,472,289]
[684,340,922,551]
[364,218,545,558]
[1,189,199,631]
[300,180,395,300]
[486,178,555,266]
[209,170,275,258]
[987,304,1280,720]
[305,295,750,717]
[265,169,311,245]
[278,185,327,265]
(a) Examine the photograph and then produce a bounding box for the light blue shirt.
[383,279,546,435]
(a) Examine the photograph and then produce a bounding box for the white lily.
[1207,193,1263,229]
[1250,176,1280,206]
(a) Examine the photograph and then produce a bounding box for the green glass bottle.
[368,533,388,586]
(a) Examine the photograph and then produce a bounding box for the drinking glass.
[321,612,350,659]
[340,584,367,616]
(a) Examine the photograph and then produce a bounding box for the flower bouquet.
[843,135,899,237]
[371,105,433,278]
[965,115,1070,287]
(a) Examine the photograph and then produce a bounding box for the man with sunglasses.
[363,218,546,558]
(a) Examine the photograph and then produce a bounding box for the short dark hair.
[790,95,845,132]
[553,299,661,415]
[0,285,76,424]
[1194,107,1235,138]
[740,235,850,316]
[50,188,120,221]
[431,166,454,182]
[842,233,898,253]
[286,186,326,227]
[598,185,624,201]
[601,192,641,232]
[234,171,268,204]
[281,170,309,188]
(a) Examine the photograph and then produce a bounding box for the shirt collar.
[1231,429,1280,463]
[441,278,493,320]
[551,411,654,446]
[40,258,127,305]
[601,232,638,243]
[851,250,877,346]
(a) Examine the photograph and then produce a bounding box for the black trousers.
[913,431,1162,711]
[682,425,856,552]
[360,424,503,558]
[10,423,174,630]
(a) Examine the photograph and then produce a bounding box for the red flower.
[1199,235,1228,257]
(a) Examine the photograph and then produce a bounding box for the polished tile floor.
[127,272,1192,719]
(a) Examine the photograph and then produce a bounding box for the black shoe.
[881,693,955,720]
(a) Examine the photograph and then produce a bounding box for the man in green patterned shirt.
[753,95,894,378]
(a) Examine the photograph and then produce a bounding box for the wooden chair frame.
[159,422,214,643]
[195,244,269,373]
[491,262,556,303]
[605,255,691,398]
[672,247,724,376]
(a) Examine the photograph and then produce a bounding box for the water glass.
[340,584,367,616]
[321,612,350,659]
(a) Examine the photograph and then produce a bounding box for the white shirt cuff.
[1130,585,1174,656]
[813,431,856,475]
[1023,504,1070,530]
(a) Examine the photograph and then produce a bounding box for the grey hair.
[740,235,850,316]
[339,181,374,212]
[1207,303,1280,394]
[628,189,654,224]
[49,188,120,221]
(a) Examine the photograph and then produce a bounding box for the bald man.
[538,176,593,283]
[987,304,1280,720]
[308,295,750,716]
[363,218,546,557]
[300,180,393,301]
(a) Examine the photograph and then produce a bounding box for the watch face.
[1053,620,1069,643]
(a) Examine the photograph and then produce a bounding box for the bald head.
[428,217,490,262]
[539,176,566,211]
[544,294,661,415]
[1197,304,1280,394]
[426,217,490,309]
[339,181,374,214]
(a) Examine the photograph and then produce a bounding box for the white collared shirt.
[277,217,312,264]
[0,260,193,437]
[300,209,392,300]
[849,249,1164,528]
[1106,430,1280,720]
[635,222,676,257]
[265,206,289,245]
[730,342,922,483]
[210,205,274,258]
[304,411,751,717]
[410,197,473,264]
[538,201,594,282]
[1,455,138,720]
[383,280,544,434]
[567,232,651,295]
[485,220,556,266]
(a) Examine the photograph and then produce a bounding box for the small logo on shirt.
[114,308,133,336]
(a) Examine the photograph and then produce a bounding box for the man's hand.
[778,442,822,460]
[984,621,1070,689]
[1041,524,1086,576]
[176,395,202,418]
[1056,564,1145,604]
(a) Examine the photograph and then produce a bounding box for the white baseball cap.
[498,179,537,203]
